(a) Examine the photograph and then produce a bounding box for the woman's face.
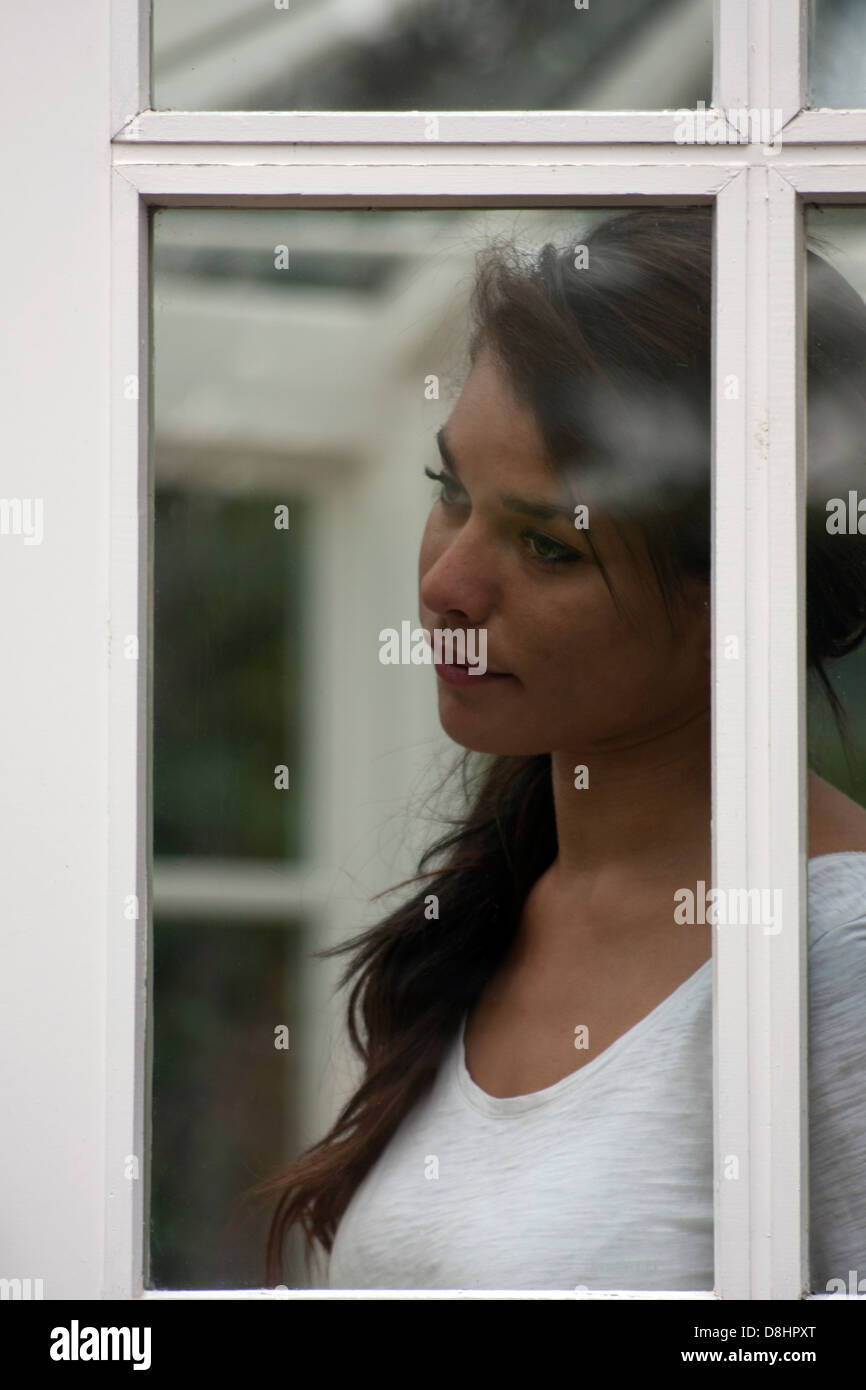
[417,347,711,758]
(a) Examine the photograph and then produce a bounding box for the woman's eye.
[424,466,465,507]
[523,530,582,565]
[422,467,580,565]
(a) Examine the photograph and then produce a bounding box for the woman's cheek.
[417,514,439,580]
[418,513,451,615]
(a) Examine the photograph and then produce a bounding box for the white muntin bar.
[760,168,808,1300]
[748,0,806,128]
[778,168,866,198]
[783,112,866,146]
[114,110,744,147]
[112,161,739,202]
[712,167,806,1300]
[712,0,750,115]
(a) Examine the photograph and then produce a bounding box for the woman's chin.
[438,710,548,757]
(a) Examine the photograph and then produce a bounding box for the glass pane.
[804,207,866,1297]
[148,918,306,1289]
[154,487,309,861]
[809,0,866,107]
[150,205,715,1293]
[151,0,712,113]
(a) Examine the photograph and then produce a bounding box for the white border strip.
[112,163,739,201]
[111,0,150,137]
[762,168,808,1298]
[137,1288,719,1301]
[713,167,806,1300]
[767,167,809,1299]
[713,0,749,114]
[766,0,807,126]
[712,169,751,1298]
[115,110,730,146]
[784,112,866,144]
[779,167,866,196]
[105,168,150,1300]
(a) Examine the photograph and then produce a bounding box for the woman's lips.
[434,662,512,687]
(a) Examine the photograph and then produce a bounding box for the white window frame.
[6,0,866,1301]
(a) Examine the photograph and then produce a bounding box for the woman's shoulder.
[808,771,866,858]
[808,851,866,939]
[807,775,866,942]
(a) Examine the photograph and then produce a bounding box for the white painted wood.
[113,161,741,201]
[112,140,866,177]
[116,110,728,146]
[1,0,114,1302]
[763,169,809,1300]
[783,111,866,143]
[717,0,804,143]
[779,167,866,196]
[712,168,807,1299]
[111,0,150,137]
[108,0,866,1309]
[12,0,866,1305]
[744,150,866,176]
[711,169,751,1298]
[136,1288,857,1298]
[104,168,150,1301]
[138,1287,719,1300]
[713,0,750,113]
[115,145,755,175]
[764,0,807,127]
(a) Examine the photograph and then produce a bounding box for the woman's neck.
[548,707,712,887]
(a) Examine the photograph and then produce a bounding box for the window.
[6,0,866,1309]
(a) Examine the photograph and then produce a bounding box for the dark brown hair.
[247,205,866,1283]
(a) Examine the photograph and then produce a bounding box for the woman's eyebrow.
[436,426,577,523]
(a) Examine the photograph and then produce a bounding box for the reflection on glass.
[148,918,306,1289]
[153,206,598,1289]
[154,487,308,861]
[152,0,712,113]
[233,205,719,1293]
[810,0,866,108]
[804,208,866,1296]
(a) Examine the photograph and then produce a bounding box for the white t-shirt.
[324,852,866,1291]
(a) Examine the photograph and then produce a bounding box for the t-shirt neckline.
[454,851,866,1118]
[455,955,712,1118]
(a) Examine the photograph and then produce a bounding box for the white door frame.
[4,0,865,1300]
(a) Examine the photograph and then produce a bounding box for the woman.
[254,207,866,1291]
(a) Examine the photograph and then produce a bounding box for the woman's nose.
[420,520,496,623]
